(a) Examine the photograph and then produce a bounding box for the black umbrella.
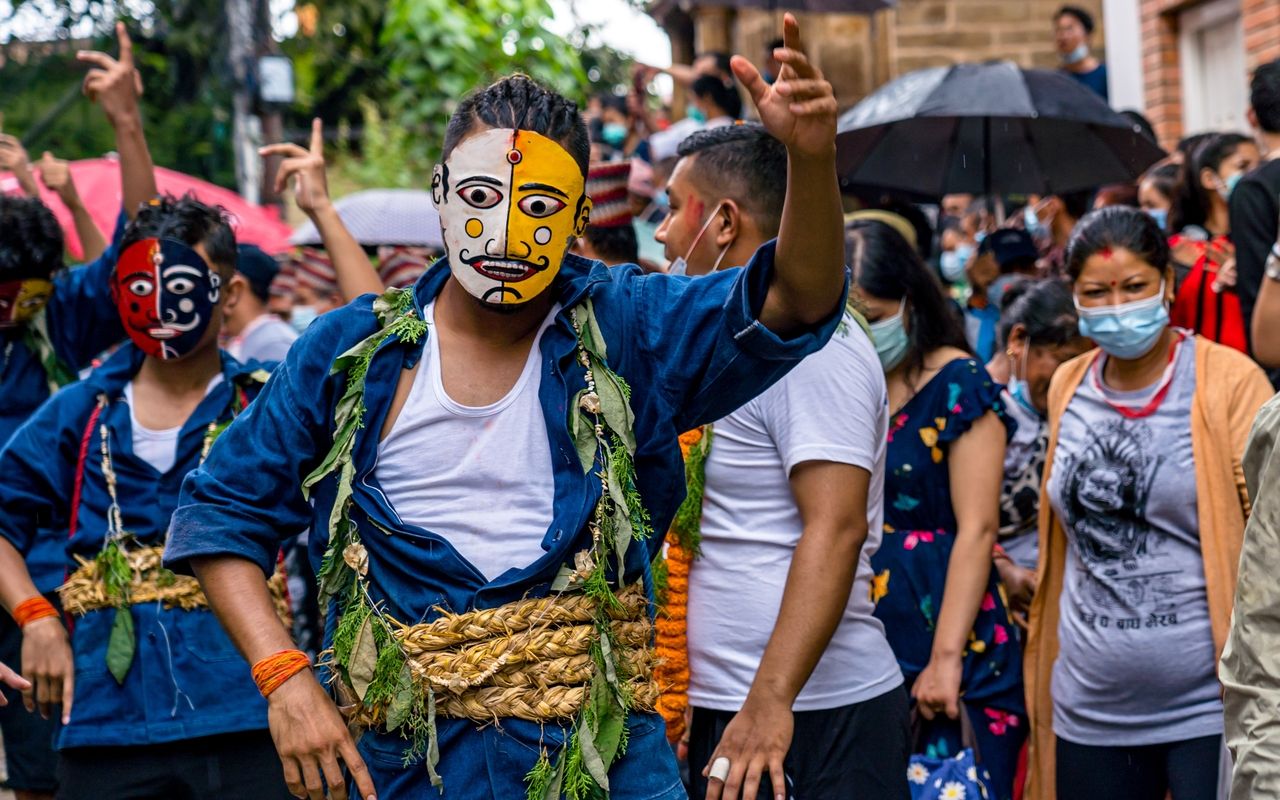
[836,61,1166,198]
[652,0,893,15]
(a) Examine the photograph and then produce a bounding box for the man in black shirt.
[1230,58,1280,358]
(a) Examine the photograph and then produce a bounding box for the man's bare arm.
[192,555,378,800]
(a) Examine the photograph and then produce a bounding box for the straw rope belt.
[350,583,660,727]
[59,545,291,622]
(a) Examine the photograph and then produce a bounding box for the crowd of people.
[4,6,1280,800]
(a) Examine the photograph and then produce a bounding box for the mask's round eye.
[458,184,503,209]
[128,278,155,296]
[166,277,196,295]
[518,194,567,218]
[18,295,46,310]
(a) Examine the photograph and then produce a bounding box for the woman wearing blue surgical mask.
[983,278,1090,627]
[1023,206,1273,799]
[1165,133,1260,352]
[849,220,1028,800]
[1138,161,1179,234]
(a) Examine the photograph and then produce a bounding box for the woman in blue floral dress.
[849,221,1027,800]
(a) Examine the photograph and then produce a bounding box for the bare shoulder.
[924,346,973,370]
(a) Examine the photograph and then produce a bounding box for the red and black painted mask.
[113,238,220,360]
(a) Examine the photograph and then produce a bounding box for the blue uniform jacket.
[166,242,844,797]
[1,212,128,592]
[0,344,273,749]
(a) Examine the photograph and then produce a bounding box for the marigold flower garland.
[653,425,711,744]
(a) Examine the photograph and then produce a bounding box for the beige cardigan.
[1023,336,1274,800]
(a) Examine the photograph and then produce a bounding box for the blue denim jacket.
[1,212,128,592]
[0,344,273,748]
[166,242,844,797]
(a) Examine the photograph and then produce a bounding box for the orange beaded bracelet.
[13,597,58,629]
[251,649,311,697]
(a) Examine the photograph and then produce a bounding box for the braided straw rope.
[59,545,291,622]
[350,584,661,727]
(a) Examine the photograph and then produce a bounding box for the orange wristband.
[252,649,311,697]
[13,597,59,628]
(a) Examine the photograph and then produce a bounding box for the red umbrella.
[0,157,293,260]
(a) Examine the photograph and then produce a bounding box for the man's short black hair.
[1055,5,1094,34]
[691,74,743,120]
[583,223,638,265]
[1058,188,1094,222]
[1251,59,1280,134]
[0,196,64,282]
[698,51,733,77]
[443,74,590,176]
[120,194,237,279]
[677,123,786,239]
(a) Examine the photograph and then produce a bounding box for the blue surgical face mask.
[869,299,910,372]
[602,122,627,148]
[289,304,320,335]
[940,244,972,283]
[686,104,707,124]
[1218,171,1244,202]
[1074,281,1169,359]
[989,273,1017,309]
[1145,207,1169,231]
[1062,43,1089,65]
[1009,336,1042,418]
[1024,204,1044,238]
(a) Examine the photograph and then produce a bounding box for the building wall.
[661,0,1107,113]
[889,0,1105,77]
[1141,0,1280,148]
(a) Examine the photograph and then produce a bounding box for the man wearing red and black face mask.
[0,22,156,800]
[0,194,292,799]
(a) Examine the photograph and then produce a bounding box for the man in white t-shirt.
[656,124,909,799]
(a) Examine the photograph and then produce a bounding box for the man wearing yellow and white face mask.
[433,128,592,306]
[169,13,850,799]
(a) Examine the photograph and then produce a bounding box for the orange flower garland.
[654,426,708,744]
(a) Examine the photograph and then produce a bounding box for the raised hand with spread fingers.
[260,119,384,299]
[77,21,156,218]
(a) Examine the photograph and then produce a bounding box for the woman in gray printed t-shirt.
[1025,206,1272,800]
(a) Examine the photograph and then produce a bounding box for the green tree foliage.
[1,2,236,185]
[2,1,647,191]
[379,0,587,164]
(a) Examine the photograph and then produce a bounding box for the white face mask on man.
[668,201,730,277]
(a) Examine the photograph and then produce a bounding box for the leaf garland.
[92,369,266,684]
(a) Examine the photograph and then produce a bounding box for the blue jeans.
[355,711,686,799]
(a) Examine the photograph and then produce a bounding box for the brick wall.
[1244,0,1280,69]
[664,0,1107,112]
[1142,0,1280,149]
[889,0,1106,77]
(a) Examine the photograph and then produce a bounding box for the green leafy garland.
[308,289,653,798]
[23,309,76,394]
[95,371,265,684]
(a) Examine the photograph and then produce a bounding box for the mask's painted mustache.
[461,253,551,283]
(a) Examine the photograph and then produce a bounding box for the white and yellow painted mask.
[432,128,591,305]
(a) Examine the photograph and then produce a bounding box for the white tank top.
[375,303,556,582]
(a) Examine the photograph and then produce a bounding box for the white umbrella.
[290,188,444,247]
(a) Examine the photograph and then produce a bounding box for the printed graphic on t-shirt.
[1058,419,1180,629]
